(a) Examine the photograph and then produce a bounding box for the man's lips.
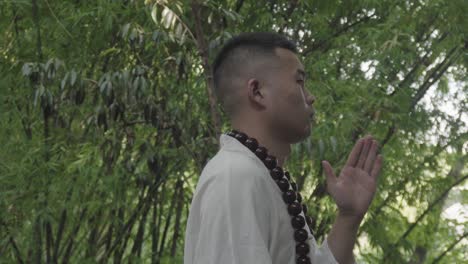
[309,109,315,120]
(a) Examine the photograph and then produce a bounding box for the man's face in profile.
[262,48,315,143]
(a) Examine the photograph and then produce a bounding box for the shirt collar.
[219,134,259,161]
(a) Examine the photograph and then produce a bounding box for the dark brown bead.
[296,255,311,264]
[276,178,290,192]
[294,228,308,242]
[231,129,240,134]
[234,132,248,143]
[255,147,268,160]
[305,215,313,225]
[284,171,291,180]
[291,215,305,229]
[244,138,258,152]
[227,131,236,137]
[283,190,296,204]
[264,156,277,169]
[270,167,283,180]
[288,202,302,216]
[302,204,308,214]
[296,192,302,203]
[296,242,310,255]
[291,181,297,191]
[308,225,314,235]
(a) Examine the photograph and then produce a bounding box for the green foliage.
[1,0,466,263]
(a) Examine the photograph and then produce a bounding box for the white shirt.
[184,134,338,264]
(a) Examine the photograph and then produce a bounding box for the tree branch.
[234,0,245,13]
[410,46,461,109]
[170,180,185,257]
[60,208,87,262]
[1,220,24,264]
[387,173,468,255]
[12,3,22,47]
[302,11,376,56]
[190,0,222,139]
[283,0,299,22]
[32,0,43,61]
[389,31,448,97]
[431,232,468,264]
[158,180,182,259]
[361,138,467,238]
[381,124,397,147]
[103,186,153,259]
[43,0,73,38]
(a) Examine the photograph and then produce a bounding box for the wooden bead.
[276,178,290,192]
[296,255,311,264]
[296,192,302,203]
[284,171,291,180]
[296,242,310,255]
[291,181,297,191]
[255,147,268,160]
[302,204,308,214]
[291,215,305,229]
[270,167,283,180]
[288,202,302,216]
[264,155,277,169]
[294,228,308,242]
[234,132,248,143]
[283,190,296,204]
[305,215,313,225]
[244,138,258,152]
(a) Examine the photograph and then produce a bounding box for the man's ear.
[247,78,267,109]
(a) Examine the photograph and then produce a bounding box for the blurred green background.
[1,0,466,263]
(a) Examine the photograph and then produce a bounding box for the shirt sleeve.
[190,163,274,264]
[308,235,339,264]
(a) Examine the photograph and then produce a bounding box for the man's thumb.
[322,160,336,184]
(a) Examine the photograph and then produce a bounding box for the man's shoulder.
[193,148,279,213]
[202,148,267,180]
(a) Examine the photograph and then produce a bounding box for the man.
[184,32,383,264]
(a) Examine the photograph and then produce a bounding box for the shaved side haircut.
[212,32,298,116]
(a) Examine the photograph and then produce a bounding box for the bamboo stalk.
[170,180,184,257]
[158,181,179,259]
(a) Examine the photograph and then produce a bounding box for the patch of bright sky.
[360,62,467,143]
[442,187,468,235]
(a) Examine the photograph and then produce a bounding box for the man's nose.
[306,94,316,106]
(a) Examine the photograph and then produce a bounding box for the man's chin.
[301,127,312,141]
[304,122,312,135]
[291,125,312,143]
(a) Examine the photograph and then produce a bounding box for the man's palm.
[322,136,383,218]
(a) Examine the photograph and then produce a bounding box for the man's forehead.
[274,47,304,71]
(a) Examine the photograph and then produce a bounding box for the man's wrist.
[328,212,361,264]
[336,211,364,227]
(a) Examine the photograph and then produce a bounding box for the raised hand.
[322,136,383,219]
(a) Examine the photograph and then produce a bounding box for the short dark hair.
[212,32,297,116]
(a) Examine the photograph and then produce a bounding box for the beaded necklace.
[227,130,314,264]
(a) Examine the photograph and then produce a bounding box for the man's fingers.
[345,138,365,167]
[357,137,372,169]
[322,160,337,185]
[370,155,383,180]
[364,140,378,173]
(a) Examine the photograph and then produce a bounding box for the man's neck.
[231,124,290,167]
